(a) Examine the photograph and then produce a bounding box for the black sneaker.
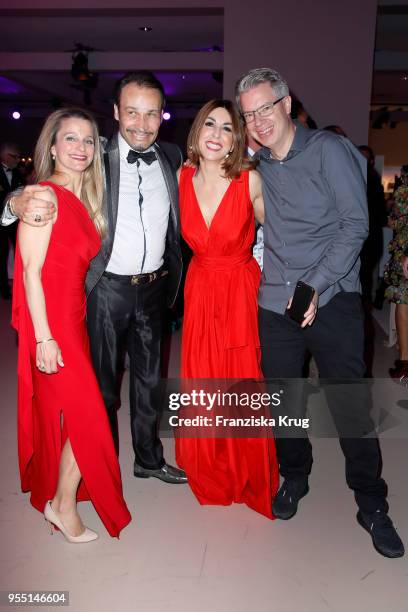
[272,479,309,520]
[357,510,405,558]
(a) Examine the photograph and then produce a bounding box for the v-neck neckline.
[191,173,233,232]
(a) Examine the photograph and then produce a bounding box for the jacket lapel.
[153,142,179,233]
[11,169,23,191]
[104,134,120,242]
[0,166,10,192]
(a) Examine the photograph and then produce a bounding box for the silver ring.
[39,365,46,371]
[34,213,42,223]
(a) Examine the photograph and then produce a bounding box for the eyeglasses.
[241,96,285,124]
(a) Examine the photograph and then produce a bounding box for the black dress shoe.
[272,478,309,520]
[133,461,187,484]
[357,510,405,558]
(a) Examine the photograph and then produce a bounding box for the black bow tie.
[127,149,157,165]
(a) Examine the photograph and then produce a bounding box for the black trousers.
[0,222,17,297]
[259,291,388,513]
[87,272,166,469]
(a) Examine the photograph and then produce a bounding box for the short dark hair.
[114,71,166,109]
[358,145,374,163]
[0,141,19,155]
[323,125,347,137]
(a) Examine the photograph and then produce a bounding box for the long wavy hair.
[187,99,255,179]
[34,107,106,236]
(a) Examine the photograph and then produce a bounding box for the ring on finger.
[34,213,42,223]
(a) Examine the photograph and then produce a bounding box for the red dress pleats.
[176,167,279,519]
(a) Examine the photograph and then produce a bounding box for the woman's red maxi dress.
[12,183,131,537]
[176,167,279,519]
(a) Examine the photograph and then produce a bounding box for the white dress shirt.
[0,165,15,226]
[247,147,264,270]
[106,133,170,275]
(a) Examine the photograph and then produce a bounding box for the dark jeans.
[259,291,388,513]
[87,272,166,469]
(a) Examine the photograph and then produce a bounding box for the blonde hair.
[34,108,106,237]
[187,99,254,179]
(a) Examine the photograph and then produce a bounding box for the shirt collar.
[290,121,311,153]
[259,120,314,161]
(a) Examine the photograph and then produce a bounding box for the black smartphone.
[287,281,315,324]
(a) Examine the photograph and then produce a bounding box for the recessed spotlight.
[139,26,152,32]
[182,75,186,80]
[163,112,171,121]
[12,110,21,120]
[402,76,408,81]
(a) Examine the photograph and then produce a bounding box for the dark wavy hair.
[187,99,254,179]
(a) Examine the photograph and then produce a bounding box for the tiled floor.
[0,298,407,612]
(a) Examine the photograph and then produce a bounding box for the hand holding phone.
[287,281,316,324]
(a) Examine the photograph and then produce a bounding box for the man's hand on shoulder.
[12,185,57,227]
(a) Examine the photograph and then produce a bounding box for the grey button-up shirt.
[257,123,368,314]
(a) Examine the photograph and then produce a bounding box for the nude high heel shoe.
[44,501,98,543]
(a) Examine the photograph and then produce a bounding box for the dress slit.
[13,181,131,537]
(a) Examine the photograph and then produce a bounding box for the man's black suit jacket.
[0,165,25,216]
[85,134,183,308]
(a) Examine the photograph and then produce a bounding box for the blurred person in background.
[384,165,408,382]
[358,145,387,303]
[0,142,24,299]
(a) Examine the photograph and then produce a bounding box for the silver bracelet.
[36,338,55,345]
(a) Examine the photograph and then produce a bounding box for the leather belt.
[103,267,168,286]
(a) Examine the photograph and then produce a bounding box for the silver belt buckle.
[131,275,139,285]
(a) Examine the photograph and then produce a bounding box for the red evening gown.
[12,182,131,537]
[176,167,279,519]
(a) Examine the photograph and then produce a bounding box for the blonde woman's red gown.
[12,182,131,537]
[176,167,278,519]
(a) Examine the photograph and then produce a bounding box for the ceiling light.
[12,110,21,120]
[163,112,171,121]
[139,26,152,32]
[71,51,93,82]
